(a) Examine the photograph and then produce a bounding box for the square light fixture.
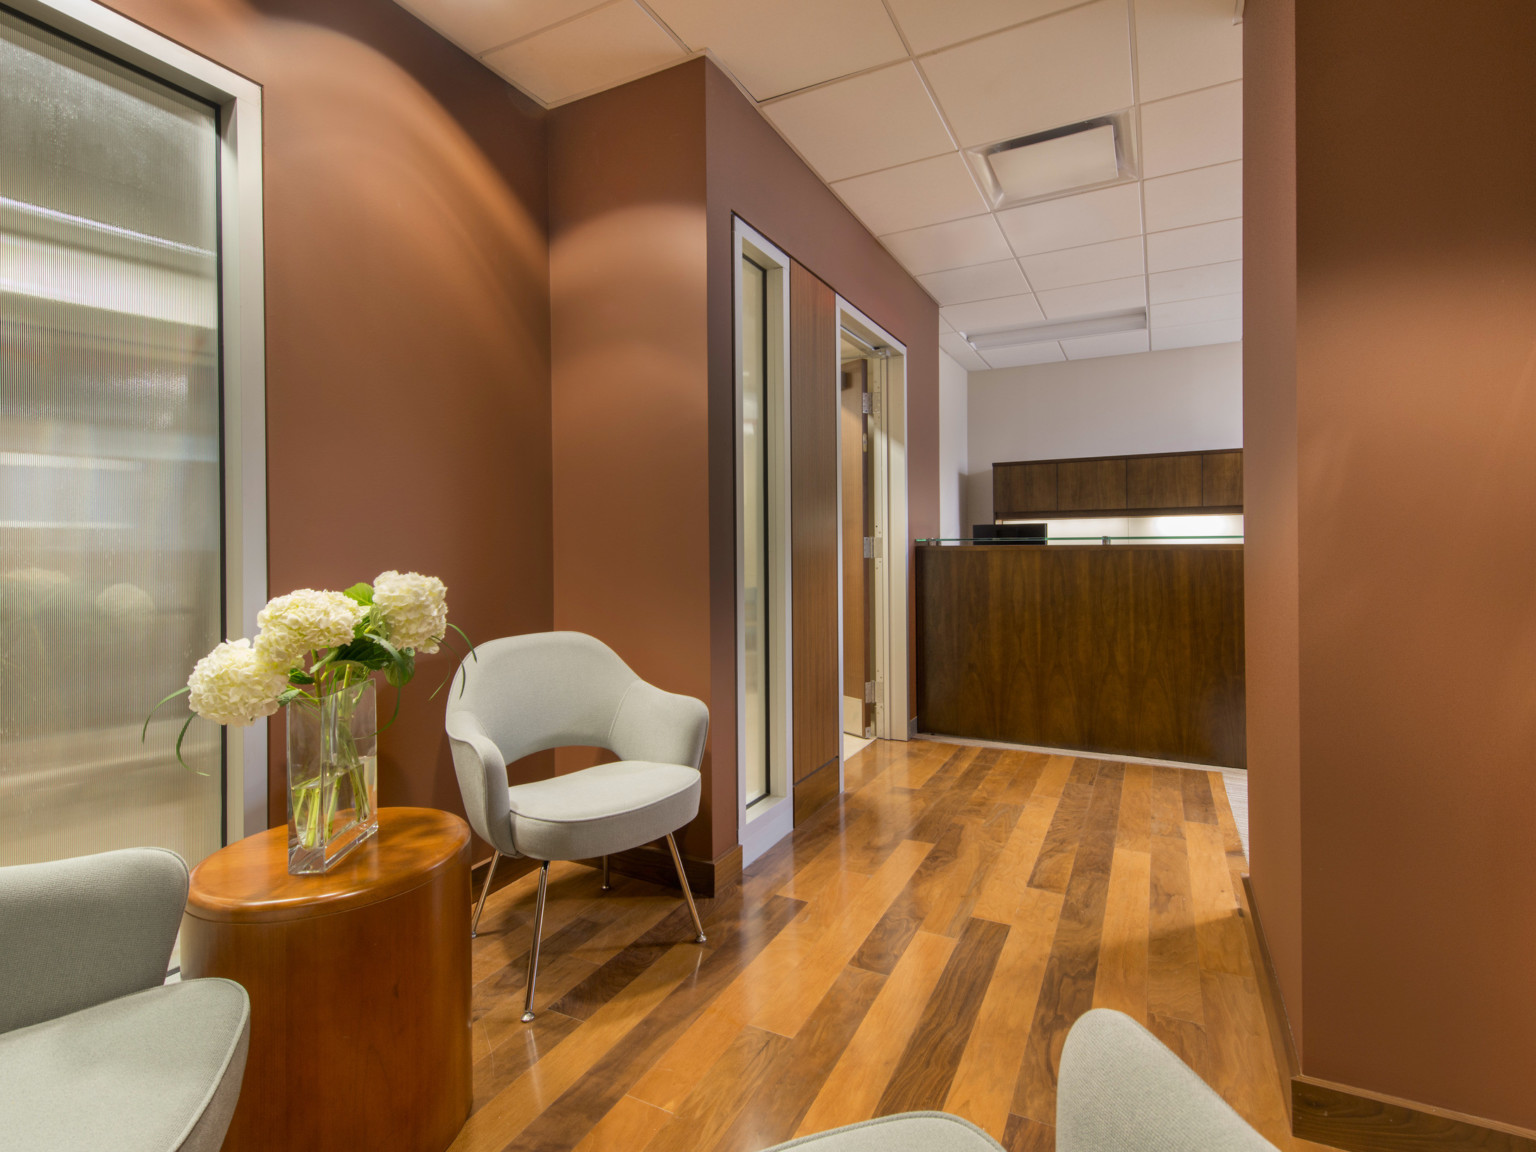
[988,124,1120,202]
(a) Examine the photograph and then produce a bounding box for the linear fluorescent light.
[966,308,1147,350]
[989,124,1119,202]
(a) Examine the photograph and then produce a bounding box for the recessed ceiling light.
[966,308,1147,349]
[988,124,1120,202]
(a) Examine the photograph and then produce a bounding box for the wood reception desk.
[916,543,1245,769]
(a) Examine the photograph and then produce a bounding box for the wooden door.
[841,359,869,737]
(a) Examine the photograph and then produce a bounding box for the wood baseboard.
[794,756,840,824]
[1292,1077,1536,1152]
[1243,875,1535,1152]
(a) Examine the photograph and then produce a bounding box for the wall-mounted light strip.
[966,308,1148,350]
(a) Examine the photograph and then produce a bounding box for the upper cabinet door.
[1058,458,1127,511]
[1126,454,1204,510]
[994,461,1057,517]
[1202,451,1244,507]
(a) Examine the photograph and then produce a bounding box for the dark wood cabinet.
[1202,450,1243,507]
[1058,458,1127,511]
[992,449,1243,520]
[1126,453,1204,510]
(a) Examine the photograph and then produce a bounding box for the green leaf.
[288,669,315,685]
[343,583,374,606]
[278,686,306,705]
[142,685,190,742]
[174,713,208,776]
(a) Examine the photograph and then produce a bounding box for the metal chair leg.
[601,854,611,891]
[521,861,551,1023]
[471,851,501,939]
[665,833,707,944]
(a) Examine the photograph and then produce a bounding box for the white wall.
[938,349,969,539]
[965,342,1242,523]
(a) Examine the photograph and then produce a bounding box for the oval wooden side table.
[181,807,472,1152]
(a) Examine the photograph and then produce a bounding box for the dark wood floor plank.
[1004,1113,1057,1152]
[909,748,998,843]
[876,916,1011,1114]
[1012,762,1124,1122]
[852,823,963,970]
[1181,768,1219,826]
[1148,832,1205,1026]
[1150,766,1187,839]
[550,906,697,1020]
[1026,760,1100,893]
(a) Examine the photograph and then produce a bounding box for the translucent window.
[0,9,224,867]
[741,255,769,807]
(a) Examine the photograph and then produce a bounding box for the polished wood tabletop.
[187,806,470,923]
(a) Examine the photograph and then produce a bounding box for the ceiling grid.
[392,0,1244,367]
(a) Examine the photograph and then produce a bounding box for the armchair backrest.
[444,632,709,852]
[0,847,188,1034]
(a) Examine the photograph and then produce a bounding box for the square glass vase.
[285,662,379,874]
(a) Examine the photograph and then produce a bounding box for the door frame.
[834,299,909,754]
[8,0,268,842]
[733,217,795,866]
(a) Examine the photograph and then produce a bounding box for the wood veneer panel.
[1127,454,1204,510]
[994,462,1058,518]
[793,757,841,824]
[790,261,840,816]
[1057,458,1127,511]
[1202,450,1243,507]
[1036,549,1133,753]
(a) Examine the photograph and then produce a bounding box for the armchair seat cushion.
[0,977,250,1152]
[505,759,701,861]
[763,1113,1003,1152]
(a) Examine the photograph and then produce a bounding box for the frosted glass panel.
[0,10,224,867]
[741,256,769,807]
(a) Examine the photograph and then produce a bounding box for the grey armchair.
[446,631,710,1022]
[760,1009,1278,1152]
[0,848,250,1152]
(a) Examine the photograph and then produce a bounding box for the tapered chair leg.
[601,855,611,891]
[665,833,707,944]
[521,861,551,1023]
[471,851,501,939]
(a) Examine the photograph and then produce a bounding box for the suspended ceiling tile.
[940,313,957,332]
[1133,0,1244,102]
[1020,236,1145,291]
[1148,259,1242,303]
[1036,275,1146,320]
[1060,329,1151,359]
[997,182,1143,257]
[917,259,1030,306]
[940,330,992,371]
[646,0,906,100]
[395,0,605,56]
[885,0,1083,55]
[1150,317,1243,349]
[942,292,1046,335]
[921,0,1134,148]
[1143,161,1242,232]
[1140,81,1243,178]
[1150,292,1241,327]
[761,63,955,183]
[881,214,1013,276]
[1146,218,1242,272]
[832,152,988,236]
[982,341,1067,368]
[482,1,684,105]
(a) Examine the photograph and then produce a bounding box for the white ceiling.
[393,0,1245,369]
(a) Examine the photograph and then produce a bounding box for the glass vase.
[286,661,379,874]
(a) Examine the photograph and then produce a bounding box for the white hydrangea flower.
[254,589,366,667]
[372,570,448,653]
[187,639,288,727]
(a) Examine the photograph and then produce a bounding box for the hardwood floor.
[452,739,1322,1152]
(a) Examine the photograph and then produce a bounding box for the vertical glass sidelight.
[0,10,224,866]
[741,255,770,806]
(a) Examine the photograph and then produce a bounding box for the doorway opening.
[835,300,908,759]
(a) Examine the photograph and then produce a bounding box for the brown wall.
[547,64,718,860]
[1247,0,1536,1128]
[98,0,554,829]
[1242,0,1304,1049]
[703,58,942,747]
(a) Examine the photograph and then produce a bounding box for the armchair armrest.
[0,847,188,1034]
[1058,1009,1279,1152]
[446,710,514,855]
[609,679,709,770]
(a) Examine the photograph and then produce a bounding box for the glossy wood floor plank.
[456,740,1311,1152]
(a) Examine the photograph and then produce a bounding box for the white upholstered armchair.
[445,631,710,1022]
[0,848,250,1152]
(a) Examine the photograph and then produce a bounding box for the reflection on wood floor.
[452,739,1321,1152]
